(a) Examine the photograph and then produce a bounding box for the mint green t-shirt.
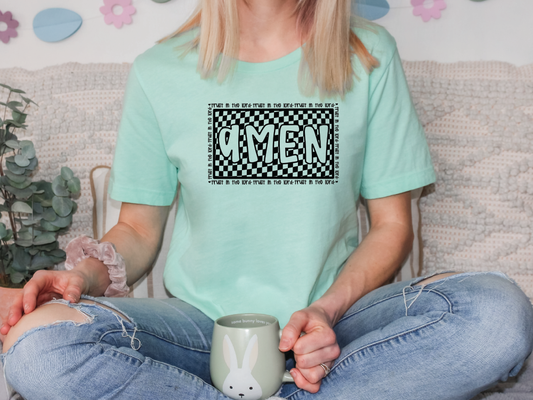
[109,25,436,327]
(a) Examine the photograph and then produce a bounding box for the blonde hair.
[157,0,379,100]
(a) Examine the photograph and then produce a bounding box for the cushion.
[403,61,533,298]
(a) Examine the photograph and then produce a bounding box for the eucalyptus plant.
[0,83,80,287]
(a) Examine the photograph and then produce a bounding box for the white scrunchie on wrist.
[64,235,129,297]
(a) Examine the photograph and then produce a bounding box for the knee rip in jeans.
[79,299,141,351]
[2,298,140,355]
[402,272,460,316]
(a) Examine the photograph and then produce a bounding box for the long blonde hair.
[157,0,379,100]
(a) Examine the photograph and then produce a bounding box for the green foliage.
[0,84,79,287]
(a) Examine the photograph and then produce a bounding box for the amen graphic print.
[207,102,340,185]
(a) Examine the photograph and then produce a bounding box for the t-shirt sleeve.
[360,32,436,200]
[109,61,178,206]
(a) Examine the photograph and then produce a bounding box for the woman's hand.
[279,305,341,393]
[0,258,109,336]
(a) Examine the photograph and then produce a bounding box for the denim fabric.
[2,271,532,400]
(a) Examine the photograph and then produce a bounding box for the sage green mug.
[210,313,294,400]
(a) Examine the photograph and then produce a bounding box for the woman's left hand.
[279,305,341,393]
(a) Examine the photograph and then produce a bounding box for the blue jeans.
[2,271,532,400]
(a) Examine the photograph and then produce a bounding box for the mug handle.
[279,329,295,383]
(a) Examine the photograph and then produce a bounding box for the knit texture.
[403,61,533,299]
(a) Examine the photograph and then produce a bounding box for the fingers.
[63,281,83,303]
[289,366,324,394]
[294,341,340,369]
[0,270,86,335]
[0,291,23,335]
[279,311,308,352]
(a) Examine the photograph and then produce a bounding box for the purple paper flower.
[99,0,136,29]
[0,11,19,44]
[411,0,447,22]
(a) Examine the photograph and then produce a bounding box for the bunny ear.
[242,334,259,371]
[223,335,239,371]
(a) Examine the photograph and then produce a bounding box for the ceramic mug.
[210,313,294,400]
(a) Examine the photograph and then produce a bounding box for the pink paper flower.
[0,11,19,44]
[99,0,136,29]
[411,0,447,22]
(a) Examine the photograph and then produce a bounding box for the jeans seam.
[99,329,211,354]
[337,288,453,325]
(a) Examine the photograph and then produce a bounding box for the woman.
[2,1,532,399]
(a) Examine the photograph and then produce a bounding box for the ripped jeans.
[2,271,533,400]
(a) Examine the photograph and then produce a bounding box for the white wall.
[0,0,532,70]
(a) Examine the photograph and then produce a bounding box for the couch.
[0,59,531,399]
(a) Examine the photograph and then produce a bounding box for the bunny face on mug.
[222,334,263,400]
[210,313,293,400]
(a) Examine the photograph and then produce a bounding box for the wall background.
[0,0,532,70]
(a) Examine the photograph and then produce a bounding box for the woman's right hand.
[0,258,109,335]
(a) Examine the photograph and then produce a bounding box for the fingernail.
[24,304,30,313]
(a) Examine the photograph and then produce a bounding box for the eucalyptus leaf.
[39,220,61,232]
[20,141,36,159]
[52,196,73,217]
[14,154,30,167]
[28,248,39,256]
[61,166,74,180]
[25,156,38,171]
[21,96,38,107]
[7,177,32,189]
[10,272,25,284]
[12,110,27,125]
[0,204,9,212]
[4,119,24,128]
[11,201,33,213]
[5,170,27,183]
[0,222,7,239]
[6,160,26,175]
[6,101,23,109]
[35,241,58,252]
[21,215,43,226]
[42,208,57,222]
[4,230,13,242]
[33,232,56,245]
[48,214,72,228]
[52,176,69,197]
[4,140,19,149]
[10,89,26,94]
[40,198,53,207]
[33,202,43,214]
[29,254,55,270]
[5,185,33,199]
[67,177,81,195]
[11,245,31,270]
[17,228,32,240]
[47,249,66,258]
[0,83,13,91]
